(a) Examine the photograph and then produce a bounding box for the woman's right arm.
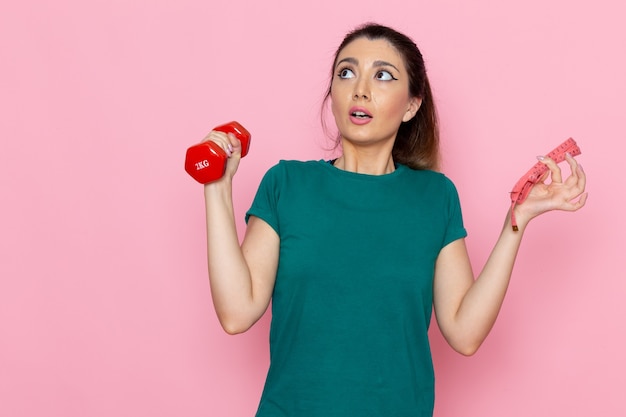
[202,131,279,335]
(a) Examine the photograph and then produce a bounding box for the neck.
[334,141,396,175]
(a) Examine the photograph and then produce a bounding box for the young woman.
[201,23,587,417]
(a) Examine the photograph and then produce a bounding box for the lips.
[349,106,372,125]
[350,106,372,118]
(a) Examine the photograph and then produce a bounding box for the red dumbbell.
[185,121,251,184]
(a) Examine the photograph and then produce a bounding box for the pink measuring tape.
[509,138,581,231]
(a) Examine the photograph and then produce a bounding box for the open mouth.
[351,111,372,119]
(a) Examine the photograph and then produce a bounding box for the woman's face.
[330,37,421,147]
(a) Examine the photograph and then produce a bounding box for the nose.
[352,78,370,101]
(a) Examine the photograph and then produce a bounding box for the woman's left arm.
[433,153,587,356]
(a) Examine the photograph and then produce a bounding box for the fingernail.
[566,152,572,157]
[228,144,233,153]
[536,155,545,161]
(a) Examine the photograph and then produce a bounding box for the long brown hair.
[322,23,440,171]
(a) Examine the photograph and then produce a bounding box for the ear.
[402,97,422,122]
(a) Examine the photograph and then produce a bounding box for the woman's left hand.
[513,153,588,229]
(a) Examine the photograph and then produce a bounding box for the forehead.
[336,37,405,69]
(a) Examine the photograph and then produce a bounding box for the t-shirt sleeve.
[245,162,282,235]
[441,176,467,247]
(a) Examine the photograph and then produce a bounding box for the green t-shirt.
[245,160,467,417]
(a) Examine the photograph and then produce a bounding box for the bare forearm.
[204,181,255,331]
[454,213,526,353]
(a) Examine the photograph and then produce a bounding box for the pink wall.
[1,1,624,416]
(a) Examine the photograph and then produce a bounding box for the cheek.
[380,91,411,118]
[330,79,351,102]
[329,90,345,119]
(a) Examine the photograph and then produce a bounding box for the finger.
[201,131,233,156]
[572,156,586,185]
[563,152,581,181]
[563,154,586,197]
[226,132,243,156]
[577,163,586,191]
[564,192,589,212]
[560,166,588,206]
[538,170,550,184]
[577,192,589,209]
[538,155,562,183]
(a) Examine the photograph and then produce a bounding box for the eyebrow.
[335,57,401,73]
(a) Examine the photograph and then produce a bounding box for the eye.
[375,70,397,81]
[337,68,355,79]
